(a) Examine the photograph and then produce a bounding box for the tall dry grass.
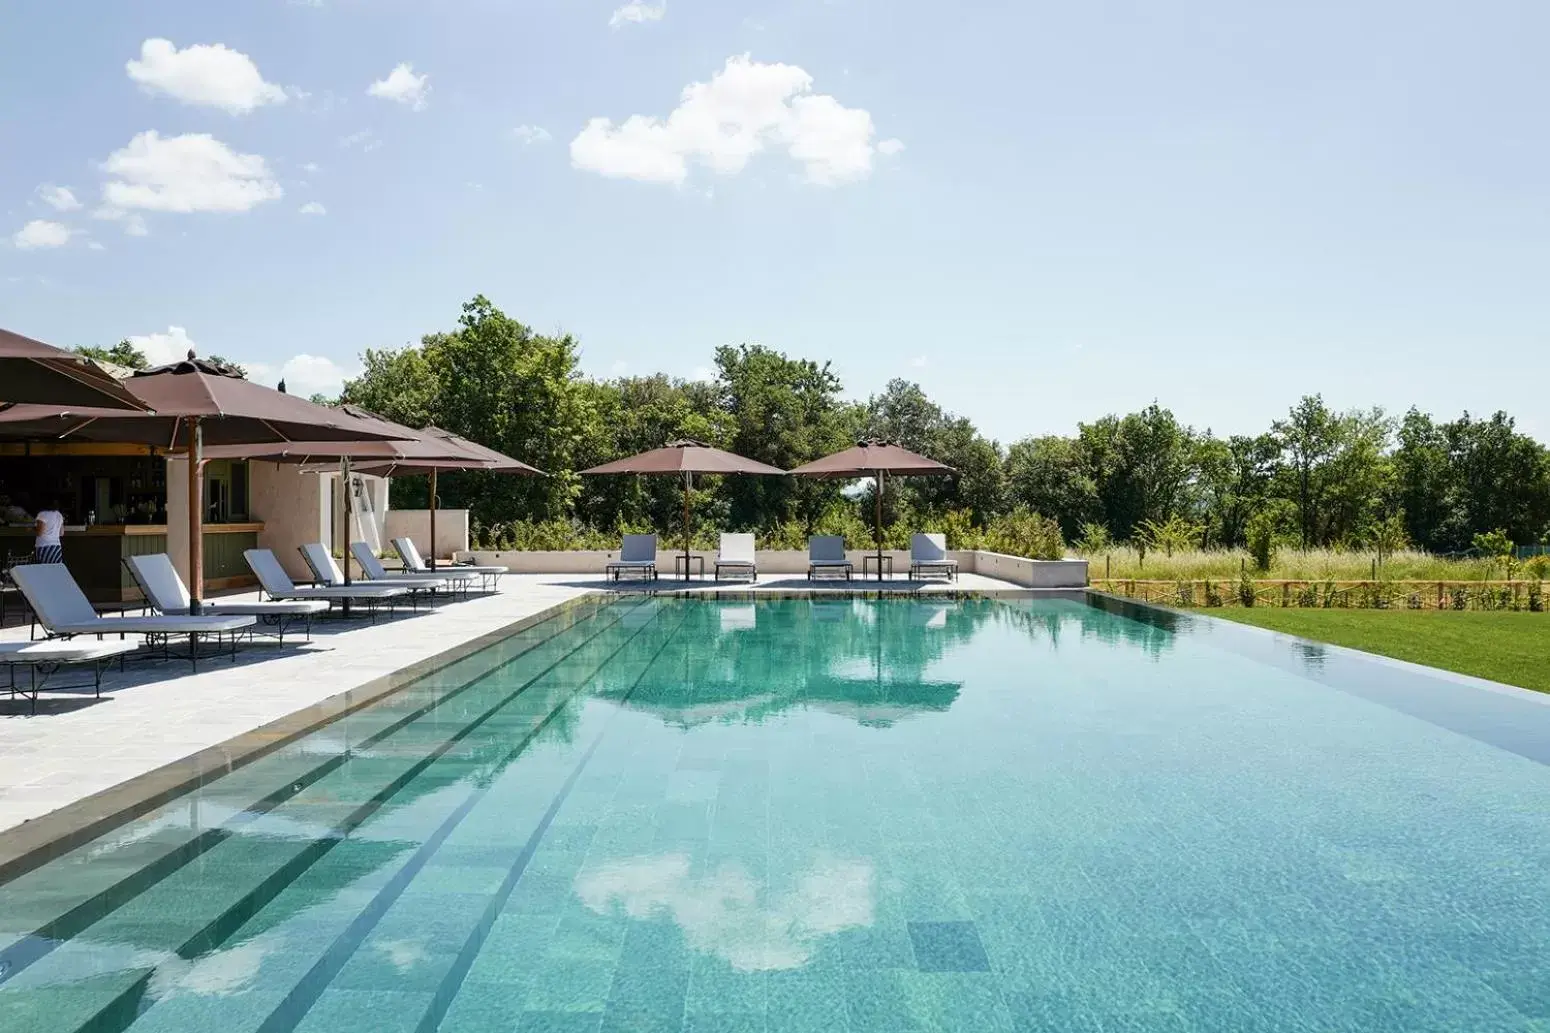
[1080,547,1514,582]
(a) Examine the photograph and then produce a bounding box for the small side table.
[674,554,706,581]
[862,554,893,580]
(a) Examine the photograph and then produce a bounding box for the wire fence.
[1091,578,1548,613]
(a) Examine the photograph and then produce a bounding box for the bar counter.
[1,523,264,602]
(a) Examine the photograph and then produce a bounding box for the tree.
[1195,432,1279,548]
[74,340,148,369]
[1005,435,1099,538]
[342,294,600,524]
[714,344,856,528]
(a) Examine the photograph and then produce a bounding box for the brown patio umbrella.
[579,440,786,579]
[0,355,412,609]
[788,439,955,579]
[209,417,543,574]
[0,327,150,410]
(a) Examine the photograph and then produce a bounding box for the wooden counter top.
[0,523,264,536]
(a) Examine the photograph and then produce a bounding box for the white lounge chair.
[2,640,139,713]
[300,543,443,610]
[714,533,757,582]
[909,533,958,581]
[351,542,476,597]
[807,536,853,581]
[393,537,504,591]
[244,548,410,622]
[124,553,327,643]
[9,564,256,670]
[606,535,659,582]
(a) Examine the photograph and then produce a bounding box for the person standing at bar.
[33,497,64,564]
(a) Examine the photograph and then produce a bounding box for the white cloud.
[570,55,893,187]
[301,162,320,173]
[298,201,326,215]
[367,63,429,111]
[127,326,199,367]
[877,138,905,157]
[512,124,552,145]
[123,213,150,236]
[126,38,286,115]
[576,853,874,972]
[610,1,666,28]
[908,355,927,368]
[99,131,283,214]
[12,220,73,250]
[88,241,106,251]
[37,184,82,211]
[246,354,357,397]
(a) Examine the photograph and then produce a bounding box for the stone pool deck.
[0,571,1024,840]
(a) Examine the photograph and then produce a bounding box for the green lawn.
[1207,609,1550,693]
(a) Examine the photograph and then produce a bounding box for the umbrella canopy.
[0,356,415,608]
[0,327,151,410]
[788,440,955,578]
[580,440,785,477]
[579,440,786,579]
[208,414,543,572]
[0,358,407,446]
[786,440,954,479]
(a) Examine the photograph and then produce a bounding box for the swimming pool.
[0,594,1546,1032]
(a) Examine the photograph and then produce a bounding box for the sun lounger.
[1,640,139,713]
[909,533,958,581]
[393,537,504,591]
[714,533,757,582]
[9,564,256,670]
[606,534,659,582]
[124,553,327,643]
[244,548,410,622]
[351,542,475,597]
[807,536,853,581]
[300,543,442,610]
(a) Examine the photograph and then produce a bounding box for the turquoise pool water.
[1,595,1547,1033]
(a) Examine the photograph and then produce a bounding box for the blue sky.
[3,0,1547,444]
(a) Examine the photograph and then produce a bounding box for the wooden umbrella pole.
[429,468,438,571]
[188,416,204,613]
[683,470,693,580]
[875,469,884,579]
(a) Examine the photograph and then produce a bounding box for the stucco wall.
[385,509,470,564]
[249,462,327,581]
[450,548,1087,587]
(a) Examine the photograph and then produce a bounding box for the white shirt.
[35,510,64,548]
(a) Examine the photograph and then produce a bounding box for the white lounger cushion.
[245,549,409,600]
[126,554,329,617]
[350,542,470,586]
[0,641,140,663]
[808,536,852,566]
[613,535,657,565]
[393,537,505,577]
[910,533,957,566]
[717,533,756,566]
[10,565,256,636]
[304,543,441,591]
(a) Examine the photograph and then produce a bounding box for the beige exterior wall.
[249,462,328,581]
[450,548,1089,587]
[165,457,191,585]
[385,509,470,564]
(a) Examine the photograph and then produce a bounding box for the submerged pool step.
[0,599,653,1032]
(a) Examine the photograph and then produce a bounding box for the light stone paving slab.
[0,570,1026,840]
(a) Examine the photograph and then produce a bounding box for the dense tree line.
[235,295,1550,554]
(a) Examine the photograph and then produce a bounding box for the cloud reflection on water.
[574,852,874,971]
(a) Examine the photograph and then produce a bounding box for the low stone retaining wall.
[456,548,1090,587]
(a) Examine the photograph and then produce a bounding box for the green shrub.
[1237,571,1256,607]
[981,508,1065,561]
[1245,509,1279,572]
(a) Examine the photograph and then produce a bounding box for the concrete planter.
[456,547,1089,588]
